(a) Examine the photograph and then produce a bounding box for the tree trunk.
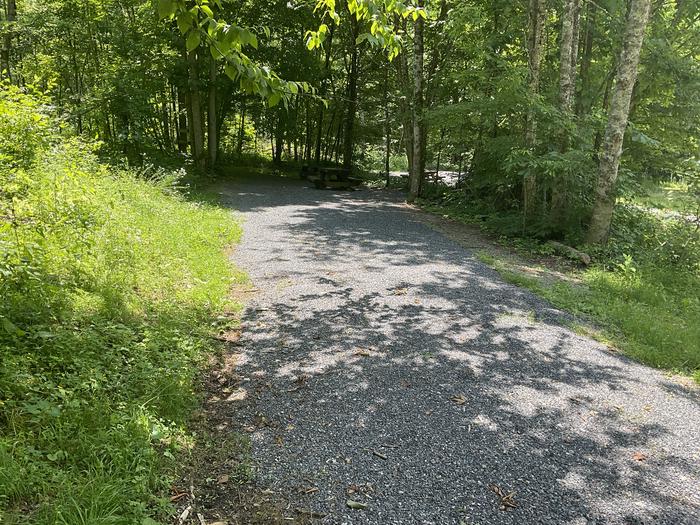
[586,0,652,244]
[186,49,205,170]
[315,26,334,165]
[342,17,359,170]
[408,0,425,202]
[550,0,580,223]
[383,67,391,186]
[176,86,188,153]
[207,58,218,168]
[237,99,246,155]
[1,0,16,82]
[523,0,547,221]
[576,2,596,116]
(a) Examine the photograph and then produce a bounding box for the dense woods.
[1,0,699,522]
[2,0,698,242]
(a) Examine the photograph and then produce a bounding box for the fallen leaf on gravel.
[451,394,468,405]
[346,499,368,510]
[216,474,229,484]
[632,452,648,462]
[353,348,371,357]
[489,484,517,510]
[274,435,284,446]
[392,287,408,295]
[210,522,228,525]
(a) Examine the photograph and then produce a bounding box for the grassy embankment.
[1,88,243,523]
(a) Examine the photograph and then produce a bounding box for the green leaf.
[224,64,238,80]
[177,12,193,34]
[157,0,176,19]
[268,92,282,107]
[186,31,201,52]
[2,317,25,337]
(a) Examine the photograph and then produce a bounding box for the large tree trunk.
[186,49,205,170]
[550,0,580,223]
[207,58,218,168]
[408,0,425,202]
[586,0,652,244]
[523,0,547,221]
[342,17,359,170]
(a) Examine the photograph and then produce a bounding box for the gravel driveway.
[215,175,699,525]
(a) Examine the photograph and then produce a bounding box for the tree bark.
[207,58,218,168]
[550,0,580,222]
[176,86,188,153]
[314,25,334,165]
[186,49,205,170]
[586,0,652,244]
[408,0,425,202]
[237,99,246,155]
[523,0,547,221]
[342,17,360,170]
[383,66,391,187]
[1,0,16,82]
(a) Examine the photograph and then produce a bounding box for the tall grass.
[1,87,241,523]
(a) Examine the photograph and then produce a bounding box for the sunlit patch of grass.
[477,251,700,383]
[629,178,697,213]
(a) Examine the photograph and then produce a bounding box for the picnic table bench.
[425,170,444,184]
[300,165,362,190]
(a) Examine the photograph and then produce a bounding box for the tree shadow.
[212,175,700,524]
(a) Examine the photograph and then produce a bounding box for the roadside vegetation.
[0,87,242,523]
[420,179,700,383]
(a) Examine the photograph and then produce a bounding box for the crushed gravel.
[215,175,700,525]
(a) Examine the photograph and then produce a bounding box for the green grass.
[629,178,698,213]
[1,89,242,523]
[476,251,700,383]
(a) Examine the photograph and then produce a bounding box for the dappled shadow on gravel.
[210,175,700,525]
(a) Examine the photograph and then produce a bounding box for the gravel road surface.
[215,175,700,525]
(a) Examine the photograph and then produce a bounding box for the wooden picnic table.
[300,165,362,190]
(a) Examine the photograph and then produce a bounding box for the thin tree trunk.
[586,0,652,244]
[207,58,218,168]
[237,100,246,155]
[523,0,547,221]
[342,17,359,170]
[177,86,189,153]
[383,67,391,186]
[408,0,425,202]
[315,26,334,165]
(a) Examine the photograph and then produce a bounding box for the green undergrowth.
[420,193,699,384]
[1,88,242,523]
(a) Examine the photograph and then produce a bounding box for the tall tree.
[523,0,547,221]
[586,0,653,244]
[550,0,580,221]
[408,0,425,202]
